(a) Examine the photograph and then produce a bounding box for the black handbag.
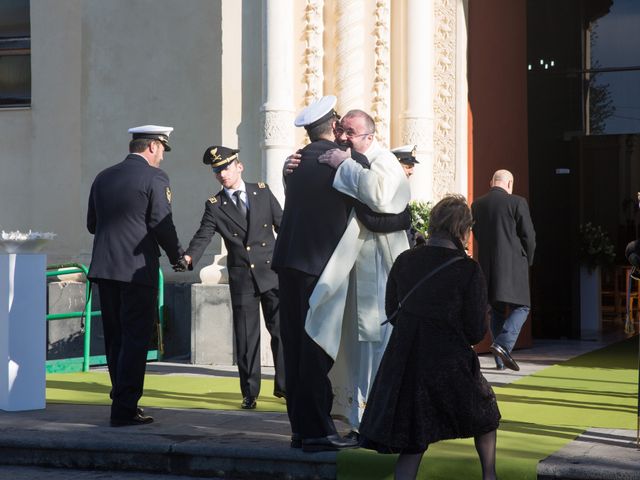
[382,255,464,325]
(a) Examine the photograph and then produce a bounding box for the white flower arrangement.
[0,230,56,253]
[408,200,433,237]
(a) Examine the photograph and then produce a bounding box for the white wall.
[0,0,267,281]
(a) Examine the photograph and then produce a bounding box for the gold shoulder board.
[258,182,266,189]
[208,196,218,204]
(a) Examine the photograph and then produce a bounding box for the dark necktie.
[233,190,247,218]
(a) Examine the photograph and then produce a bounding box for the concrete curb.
[537,428,640,480]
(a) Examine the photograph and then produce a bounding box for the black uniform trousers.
[232,287,285,397]
[96,279,157,420]
[277,268,337,439]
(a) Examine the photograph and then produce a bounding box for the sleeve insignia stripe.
[165,187,172,203]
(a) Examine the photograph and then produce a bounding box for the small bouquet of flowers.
[408,200,433,238]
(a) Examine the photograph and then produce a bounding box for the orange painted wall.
[468,0,529,199]
[468,0,532,351]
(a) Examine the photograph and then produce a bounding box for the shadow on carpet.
[337,336,638,480]
[46,371,287,412]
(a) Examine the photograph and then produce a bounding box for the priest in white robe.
[306,109,411,435]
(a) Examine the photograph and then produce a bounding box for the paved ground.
[0,333,637,479]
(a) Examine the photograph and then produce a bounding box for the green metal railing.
[46,263,164,373]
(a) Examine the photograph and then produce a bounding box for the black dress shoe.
[344,430,360,442]
[241,396,257,409]
[110,413,154,427]
[290,433,302,449]
[302,434,359,452]
[489,343,520,371]
[273,389,286,399]
[136,407,144,415]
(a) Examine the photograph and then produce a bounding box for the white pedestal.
[0,254,46,411]
[580,265,602,340]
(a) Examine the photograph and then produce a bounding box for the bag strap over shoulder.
[382,255,465,325]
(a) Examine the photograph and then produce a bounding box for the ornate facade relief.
[433,0,457,199]
[402,117,431,148]
[303,0,324,106]
[262,109,295,148]
[372,0,390,146]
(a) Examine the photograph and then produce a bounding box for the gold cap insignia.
[210,148,222,163]
[165,187,172,203]
[411,145,417,157]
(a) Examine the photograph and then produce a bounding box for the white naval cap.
[294,95,339,129]
[128,125,174,151]
[391,144,419,164]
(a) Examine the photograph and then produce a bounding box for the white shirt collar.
[224,180,247,200]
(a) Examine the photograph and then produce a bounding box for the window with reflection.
[0,0,30,107]
[587,0,640,134]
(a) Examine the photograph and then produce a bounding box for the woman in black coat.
[359,195,500,480]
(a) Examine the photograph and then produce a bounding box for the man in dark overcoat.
[183,146,285,410]
[471,169,536,371]
[87,125,185,426]
[272,95,363,452]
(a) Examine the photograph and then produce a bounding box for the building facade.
[0,0,471,280]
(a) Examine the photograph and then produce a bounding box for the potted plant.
[578,222,615,339]
[578,222,615,273]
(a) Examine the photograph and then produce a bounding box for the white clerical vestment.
[304,140,410,429]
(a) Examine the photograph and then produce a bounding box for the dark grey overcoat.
[471,186,536,306]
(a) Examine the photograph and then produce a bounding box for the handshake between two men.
[172,254,192,272]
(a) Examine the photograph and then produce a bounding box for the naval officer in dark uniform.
[272,95,365,452]
[392,144,419,179]
[87,125,186,426]
[392,145,423,247]
[183,146,285,410]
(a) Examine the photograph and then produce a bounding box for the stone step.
[0,405,338,480]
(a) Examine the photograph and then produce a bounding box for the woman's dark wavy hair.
[427,194,473,241]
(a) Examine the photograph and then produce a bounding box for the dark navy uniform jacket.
[272,139,371,277]
[87,154,183,288]
[185,182,282,297]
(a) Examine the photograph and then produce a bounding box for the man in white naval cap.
[392,144,420,178]
[87,124,186,426]
[272,96,363,452]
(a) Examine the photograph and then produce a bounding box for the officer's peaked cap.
[128,125,173,151]
[203,145,240,172]
[294,95,340,130]
[391,144,419,165]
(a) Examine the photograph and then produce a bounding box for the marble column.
[334,0,367,113]
[261,0,295,205]
[401,0,435,202]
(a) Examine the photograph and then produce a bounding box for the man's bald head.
[490,169,514,194]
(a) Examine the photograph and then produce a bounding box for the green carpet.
[46,338,638,479]
[46,372,287,412]
[337,337,639,480]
